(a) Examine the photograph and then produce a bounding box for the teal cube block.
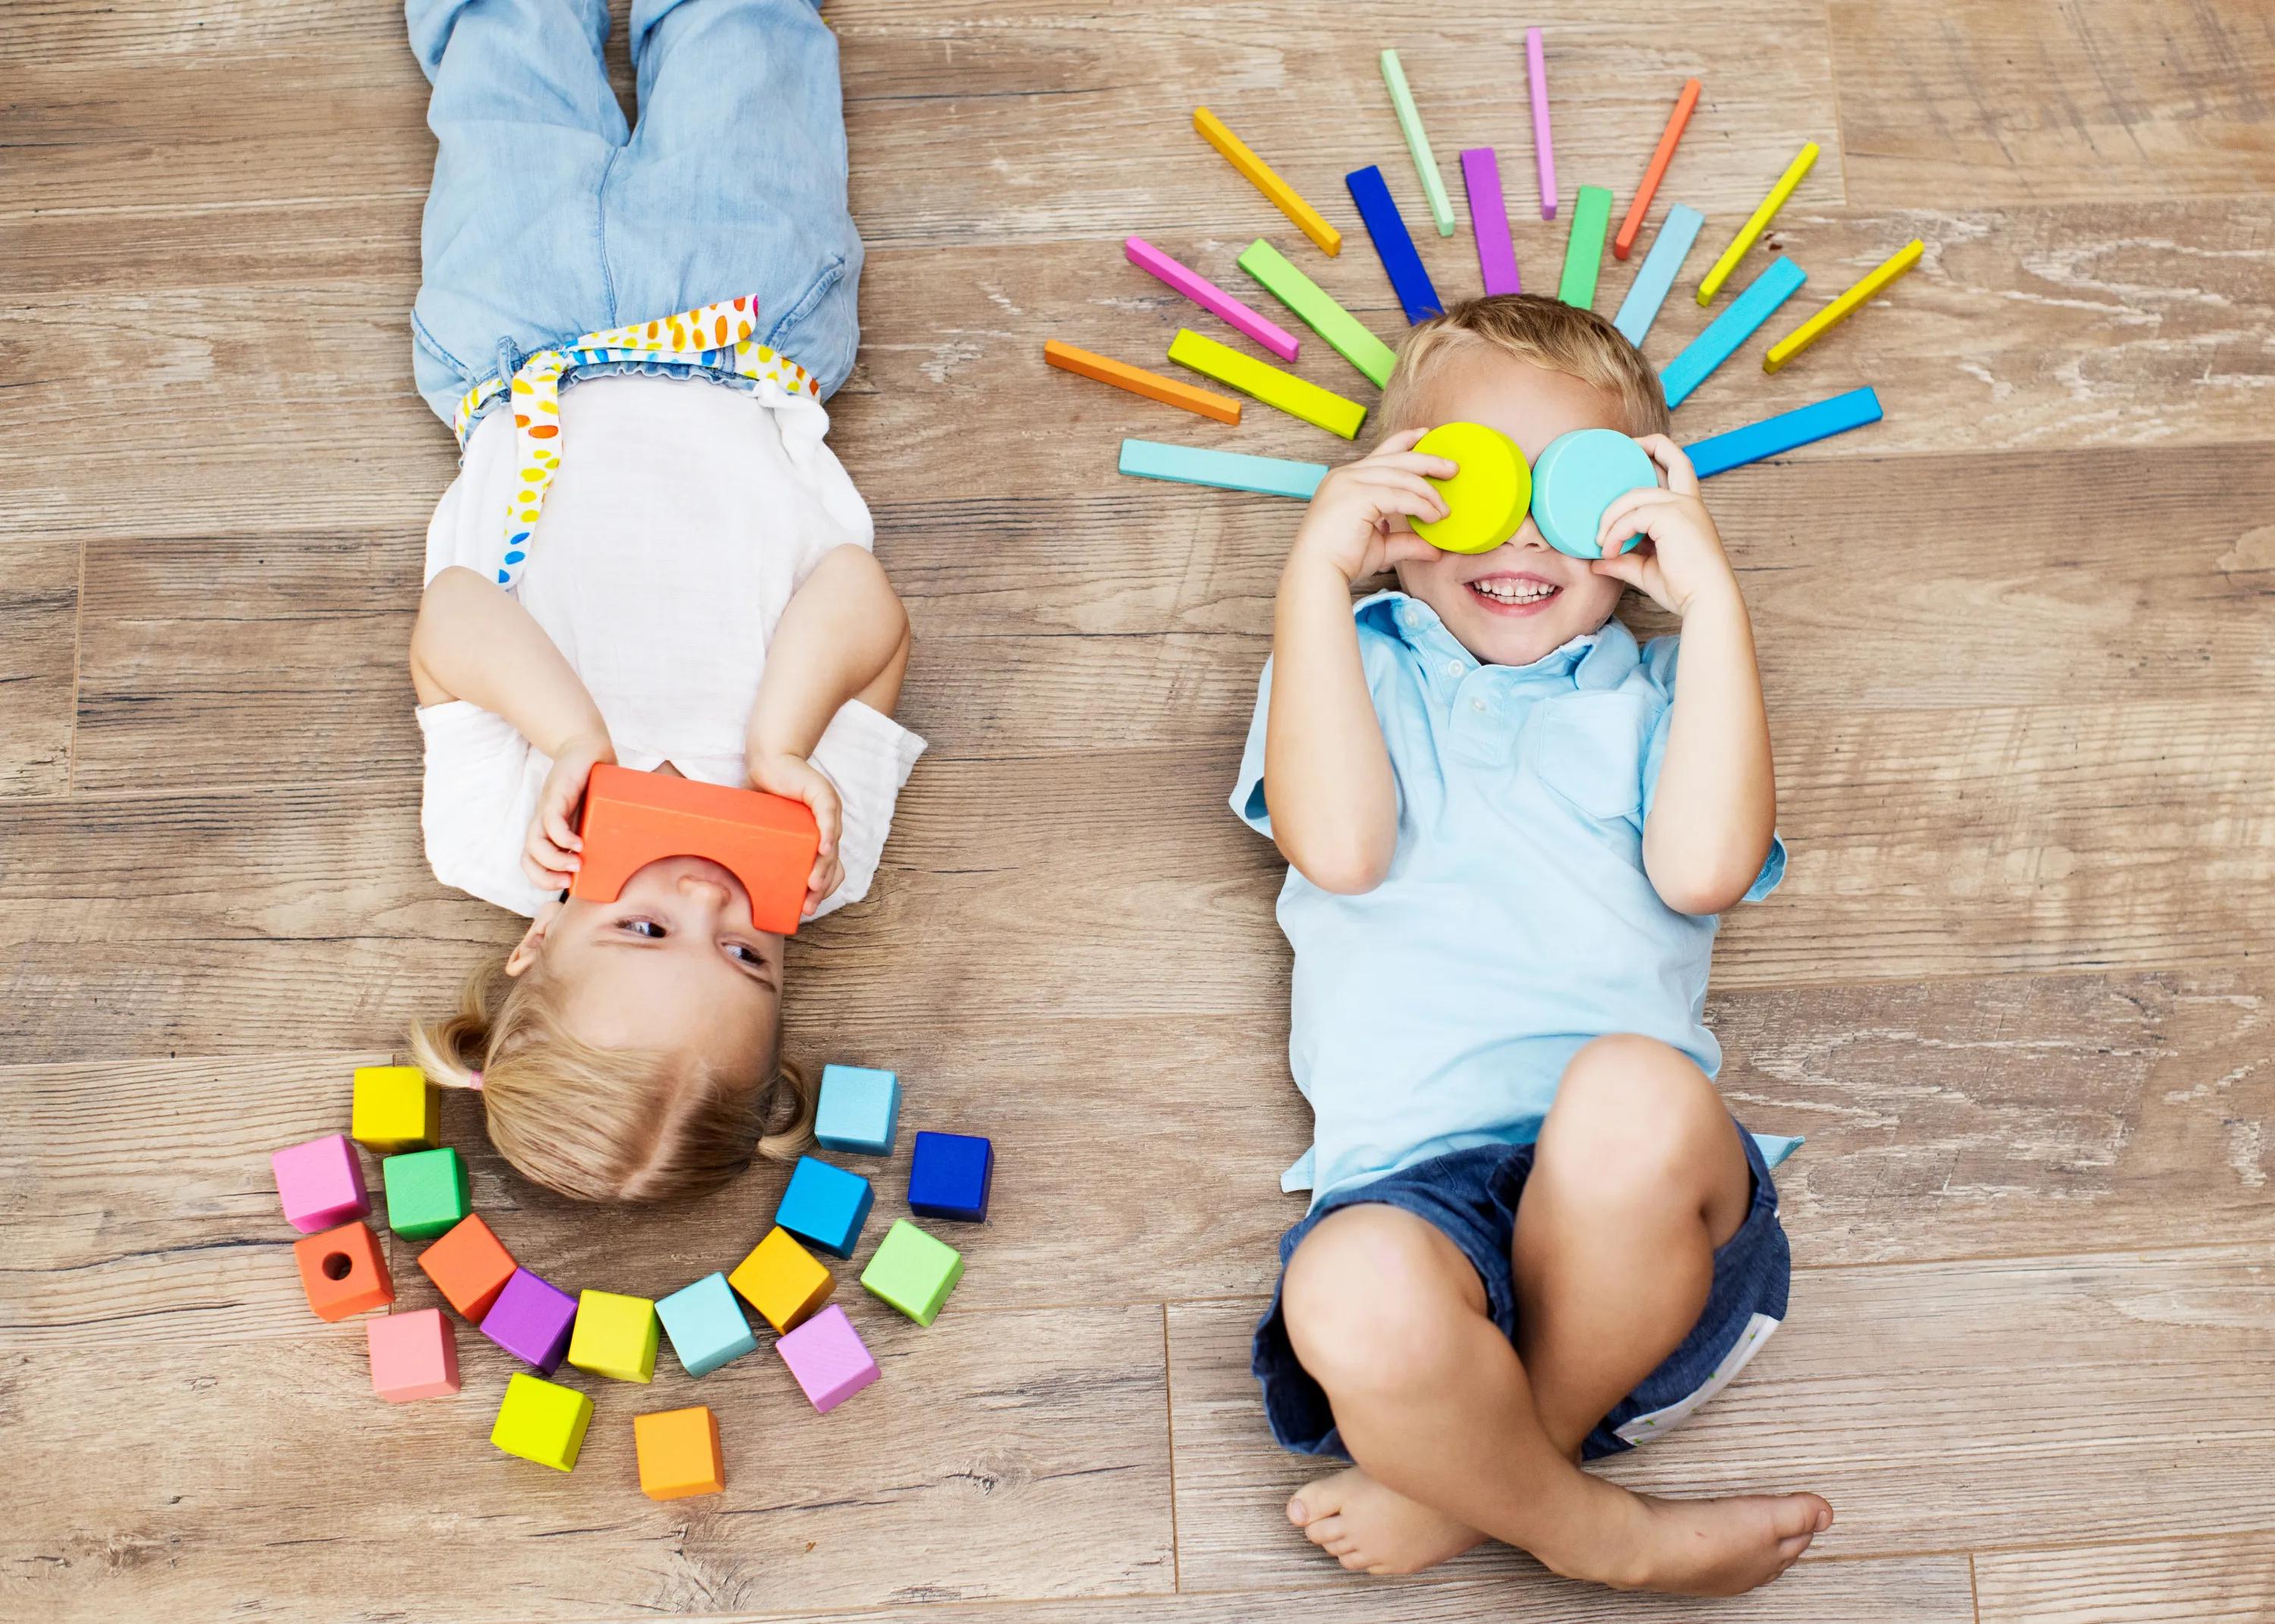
[382,1146,471,1241]
[775,1155,873,1258]
[656,1271,759,1378]
[814,1064,901,1155]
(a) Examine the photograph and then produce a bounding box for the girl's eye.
[620,918,665,939]
[726,942,764,966]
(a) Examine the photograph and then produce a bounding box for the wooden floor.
[5,1,2275,1618]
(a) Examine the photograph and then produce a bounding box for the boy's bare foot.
[1287,1466,1484,1575]
[1589,1490,1834,1596]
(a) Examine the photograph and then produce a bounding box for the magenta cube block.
[271,1133,370,1233]
[776,1303,879,1413]
[481,1267,578,1375]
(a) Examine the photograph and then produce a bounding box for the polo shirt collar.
[1356,589,1640,689]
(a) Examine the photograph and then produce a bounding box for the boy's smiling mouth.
[1464,570,1563,615]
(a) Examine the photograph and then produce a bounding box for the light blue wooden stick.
[1685,387,1883,478]
[1119,439,1329,500]
[1658,255,1806,409]
[1612,204,1704,347]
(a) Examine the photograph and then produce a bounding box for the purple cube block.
[777,1304,879,1413]
[481,1268,578,1375]
[271,1133,370,1233]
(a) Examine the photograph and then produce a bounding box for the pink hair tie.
[467,1071,485,1092]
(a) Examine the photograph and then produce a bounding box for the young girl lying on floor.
[400,0,918,1202]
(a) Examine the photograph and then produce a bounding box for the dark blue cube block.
[908,1131,993,1223]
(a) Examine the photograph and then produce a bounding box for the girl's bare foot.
[1587,1490,1834,1596]
[1288,1466,1484,1575]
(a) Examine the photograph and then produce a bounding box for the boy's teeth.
[1471,578,1558,603]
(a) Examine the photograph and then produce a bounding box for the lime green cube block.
[859,1219,965,1327]
[491,1372,592,1471]
[567,1288,658,1382]
[352,1064,438,1153]
[381,1146,470,1241]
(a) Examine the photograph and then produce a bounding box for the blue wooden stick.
[1658,256,1807,409]
[1119,439,1330,500]
[1345,165,1444,324]
[1685,387,1883,478]
[1611,203,1703,346]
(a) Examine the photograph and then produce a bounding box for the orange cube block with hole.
[635,1406,726,1500]
[294,1221,395,1321]
[417,1214,518,1322]
[570,764,818,935]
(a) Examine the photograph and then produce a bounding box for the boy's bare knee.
[1545,1035,1734,1192]
[1282,1206,1477,1397]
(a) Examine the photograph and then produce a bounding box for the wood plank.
[0,540,79,795]
[1167,1248,2275,1588]
[1830,0,2275,206]
[1975,1532,2275,1622]
[0,1304,1172,1619]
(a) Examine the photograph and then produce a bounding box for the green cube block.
[381,1146,470,1241]
[491,1372,592,1471]
[859,1219,965,1327]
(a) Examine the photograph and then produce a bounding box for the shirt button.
[1471,697,1489,713]
[1446,661,1464,679]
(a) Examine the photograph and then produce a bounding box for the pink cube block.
[272,1133,370,1233]
[369,1307,461,1402]
[776,1304,878,1413]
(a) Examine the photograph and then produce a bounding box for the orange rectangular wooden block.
[1043,339,1242,425]
[634,1405,725,1500]
[294,1221,395,1321]
[570,763,819,936]
[418,1213,518,1323]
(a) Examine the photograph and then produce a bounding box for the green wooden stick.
[1238,239,1398,387]
[1558,184,1613,309]
[1379,49,1455,237]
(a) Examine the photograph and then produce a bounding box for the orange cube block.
[634,1405,726,1500]
[570,764,819,936]
[294,1221,395,1321]
[418,1214,518,1322]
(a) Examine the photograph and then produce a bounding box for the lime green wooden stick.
[1379,50,1454,237]
[1237,239,1398,387]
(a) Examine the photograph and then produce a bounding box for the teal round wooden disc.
[1530,429,1658,559]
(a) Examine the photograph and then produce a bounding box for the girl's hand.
[522,729,615,889]
[1590,435,1743,618]
[749,751,845,918]
[1288,428,1458,584]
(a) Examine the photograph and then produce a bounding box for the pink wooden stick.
[1459,149,1521,294]
[1526,28,1556,219]
[1123,237,1301,362]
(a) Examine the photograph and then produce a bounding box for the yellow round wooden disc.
[1409,422,1532,555]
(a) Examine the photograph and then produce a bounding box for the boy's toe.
[1302,1513,1347,1548]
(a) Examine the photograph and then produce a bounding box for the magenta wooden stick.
[1123,236,1301,361]
[1459,148,1521,294]
[1526,27,1557,219]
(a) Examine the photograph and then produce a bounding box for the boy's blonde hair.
[1380,294,1672,440]
[407,958,815,1204]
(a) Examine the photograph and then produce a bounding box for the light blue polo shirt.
[1233,591,1796,1209]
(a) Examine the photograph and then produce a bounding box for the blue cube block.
[814,1064,902,1156]
[776,1155,874,1258]
[908,1131,994,1224]
[656,1271,758,1378]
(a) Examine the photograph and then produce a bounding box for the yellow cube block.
[728,1226,835,1334]
[567,1289,657,1382]
[351,1065,438,1154]
[635,1406,725,1500]
[491,1372,592,1472]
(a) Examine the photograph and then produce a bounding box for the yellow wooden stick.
[1193,107,1343,256]
[1167,329,1367,439]
[1762,239,1923,372]
[1696,141,1818,305]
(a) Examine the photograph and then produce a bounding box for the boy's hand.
[1288,428,1458,584]
[748,751,845,918]
[523,729,615,889]
[1590,435,1743,618]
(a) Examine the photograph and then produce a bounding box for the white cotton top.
[417,375,925,920]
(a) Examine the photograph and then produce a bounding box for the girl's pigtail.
[407,961,508,1095]
[755,1054,817,1163]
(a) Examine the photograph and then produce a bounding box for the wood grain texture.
[1830,1,2275,206]
[1169,1248,2275,1588]
[1975,1532,2275,1622]
[0,541,80,795]
[0,1305,1172,1620]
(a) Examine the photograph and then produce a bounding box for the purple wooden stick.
[1459,148,1521,294]
[1124,237,1301,361]
[1526,27,1557,219]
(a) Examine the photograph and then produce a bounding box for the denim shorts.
[405,0,862,425]
[1253,1122,1790,1463]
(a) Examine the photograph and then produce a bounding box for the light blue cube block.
[775,1155,874,1258]
[814,1064,902,1156]
[656,1271,758,1378]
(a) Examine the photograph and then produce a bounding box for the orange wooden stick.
[1044,338,1242,425]
[1614,78,1701,260]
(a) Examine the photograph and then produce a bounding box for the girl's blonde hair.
[1379,293,1673,440]
[407,958,815,1204]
